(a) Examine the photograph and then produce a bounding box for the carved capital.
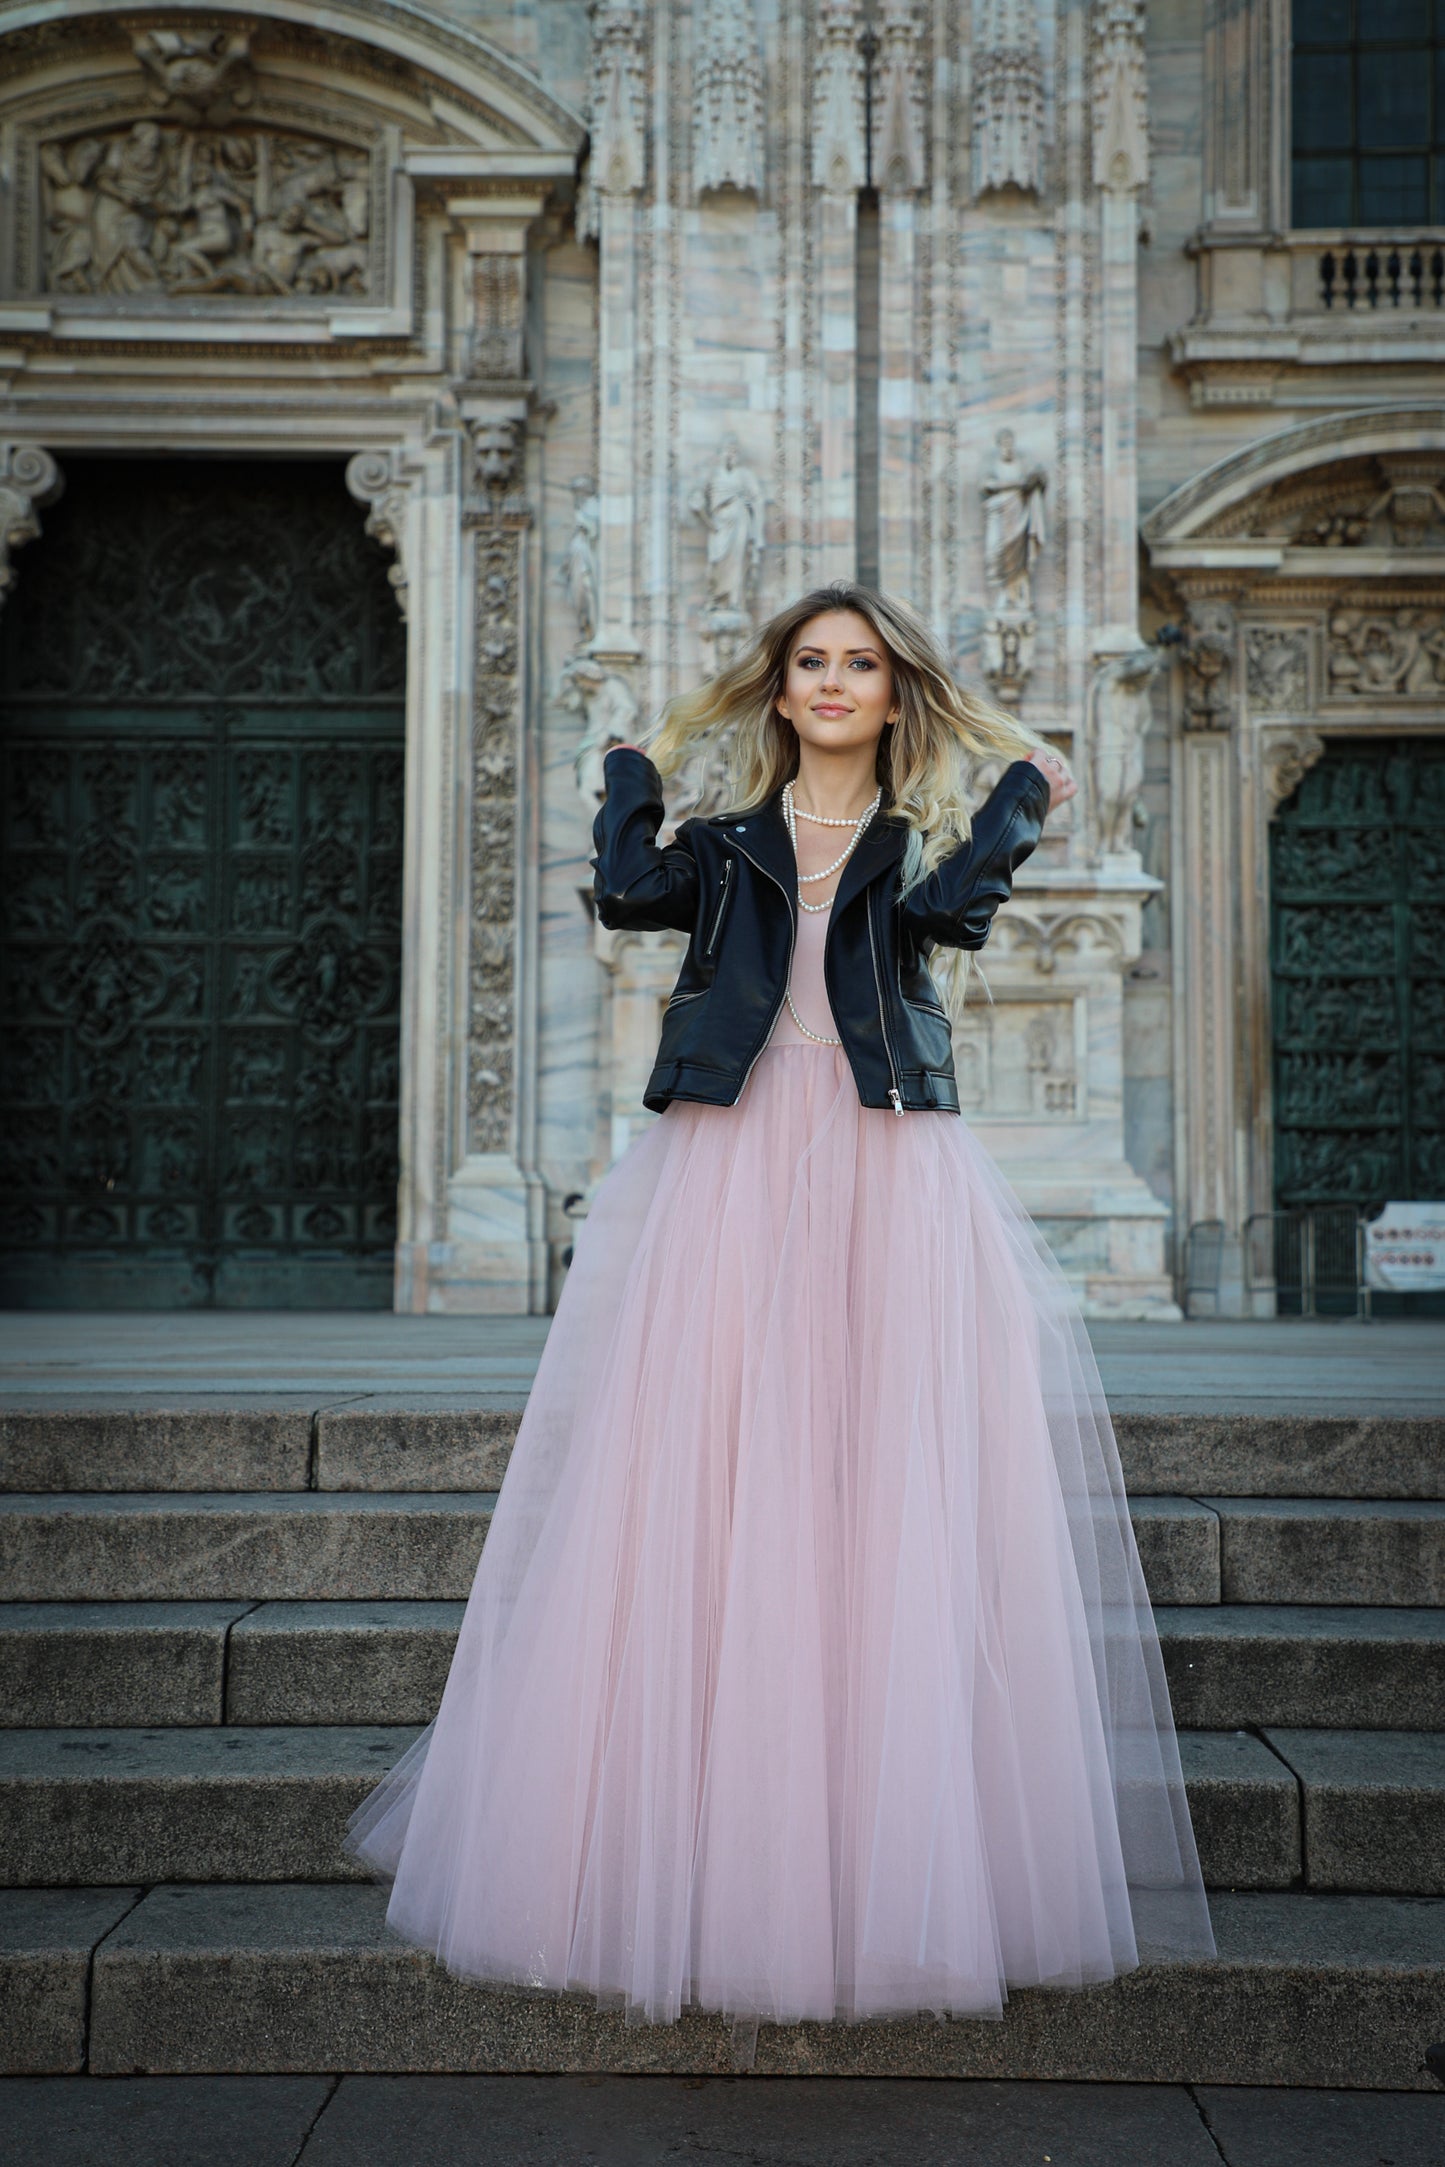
[0,445,64,607]
[1091,0,1148,194]
[345,450,417,620]
[1261,728,1326,815]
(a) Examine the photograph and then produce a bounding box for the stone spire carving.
[692,0,765,199]
[811,0,868,196]
[0,445,63,606]
[971,0,1045,199]
[1091,0,1149,193]
[579,0,647,241]
[873,0,926,196]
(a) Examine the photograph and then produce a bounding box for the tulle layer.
[342,1042,1215,2046]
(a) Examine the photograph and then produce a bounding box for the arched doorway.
[0,455,406,1306]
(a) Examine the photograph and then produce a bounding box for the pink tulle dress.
[342,887,1215,2063]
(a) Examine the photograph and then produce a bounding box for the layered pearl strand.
[780,778,881,1046]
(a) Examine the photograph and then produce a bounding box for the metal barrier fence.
[1243,1208,1371,1319]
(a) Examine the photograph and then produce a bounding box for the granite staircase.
[2,1397,1443,2085]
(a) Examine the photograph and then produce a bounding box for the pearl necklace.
[779,781,880,1046]
[782,780,880,912]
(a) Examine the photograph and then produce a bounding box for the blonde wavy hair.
[645,582,1041,899]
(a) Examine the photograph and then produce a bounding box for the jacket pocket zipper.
[867,888,906,1115]
[704,857,734,957]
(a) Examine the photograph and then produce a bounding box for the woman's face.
[776,608,899,756]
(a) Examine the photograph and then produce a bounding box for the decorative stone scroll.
[345,451,414,620]
[0,445,63,605]
[692,0,766,199]
[1261,728,1326,814]
[971,0,1046,199]
[39,119,372,298]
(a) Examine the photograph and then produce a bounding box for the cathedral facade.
[0,0,1439,1316]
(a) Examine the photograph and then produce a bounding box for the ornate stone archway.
[1144,403,1445,1311]
[0,0,585,1310]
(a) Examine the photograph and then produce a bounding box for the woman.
[342,582,1215,2066]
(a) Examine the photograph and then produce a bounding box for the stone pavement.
[2,2073,1443,2167]
[1,1310,1441,1413]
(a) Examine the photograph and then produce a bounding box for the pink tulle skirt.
[342,1041,1215,2059]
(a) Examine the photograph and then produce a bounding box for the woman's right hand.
[1027,745,1077,813]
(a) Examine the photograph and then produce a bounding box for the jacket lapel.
[828,809,908,919]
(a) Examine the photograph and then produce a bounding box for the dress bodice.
[768,895,837,1048]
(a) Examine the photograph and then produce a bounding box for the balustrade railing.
[1311,238,1445,312]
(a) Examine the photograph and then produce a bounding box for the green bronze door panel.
[0,458,406,1308]
[1270,736,1445,1313]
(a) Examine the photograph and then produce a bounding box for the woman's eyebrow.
[793,643,883,657]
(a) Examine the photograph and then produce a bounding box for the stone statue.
[560,653,640,807]
[982,429,1047,612]
[1089,646,1167,862]
[559,475,600,643]
[687,433,764,625]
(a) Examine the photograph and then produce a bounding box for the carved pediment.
[1193,454,1445,552]
[0,5,584,337]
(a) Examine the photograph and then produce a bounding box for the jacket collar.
[708,785,908,916]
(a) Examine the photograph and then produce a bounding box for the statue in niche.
[687,434,765,638]
[982,429,1048,612]
[560,653,640,808]
[559,475,600,644]
[1088,646,1168,863]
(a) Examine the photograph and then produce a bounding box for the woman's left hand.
[1027,746,1078,813]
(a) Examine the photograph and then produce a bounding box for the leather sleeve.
[898,759,1052,949]
[591,745,702,934]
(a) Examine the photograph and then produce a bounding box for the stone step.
[9,1599,1445,1734]
[4,1491,1442,1606]
[6,1882,1443,2084]
[4,1402,1441,1499]
[1159,1604,1445,1730]
[1,1724,1440,1899]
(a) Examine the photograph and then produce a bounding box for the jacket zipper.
[867,887,906,1115]
[727,839,797,1102]
[704,856,733,956]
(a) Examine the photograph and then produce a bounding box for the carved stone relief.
[954,997,1082,1121]
[1194,454,1445,551]
[1180,600,1236,731]
[131,27,256,120]
[467,255,525,381]
[873,0,926,197]
[467,510,524,1156]
[1327,608,1445,699]
[811,0,868,195]
[692,0,766,200]
[39,119,372,297]
[971,0,1046,199]
[1090,0,1149,194]
[1088,645,1167,861]
[981,428,1047,702]
[0,446,64,605]
[1244,625,1310,712]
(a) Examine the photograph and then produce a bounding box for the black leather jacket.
[591,745,1051,1115]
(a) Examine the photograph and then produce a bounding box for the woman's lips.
[813,704,851,715]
